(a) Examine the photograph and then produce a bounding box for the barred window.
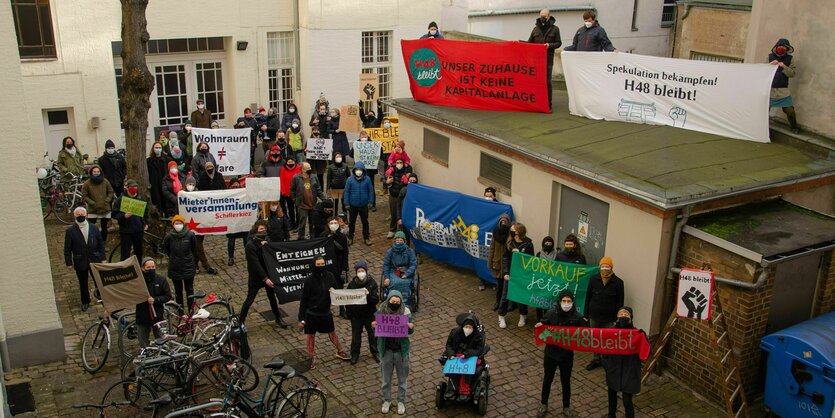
[423,128,449,163]
[267,32,295,114]
[479,152,512,191]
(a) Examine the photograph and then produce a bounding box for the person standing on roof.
[420,21,444,39]
[527,9,562,112]
[768,38,800,133]
[563,10,616,53]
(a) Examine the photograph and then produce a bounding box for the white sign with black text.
[676,268,714,320]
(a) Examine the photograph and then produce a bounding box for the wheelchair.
[435,312,491,415]
[379,268,420,313]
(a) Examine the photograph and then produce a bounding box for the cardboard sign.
[507,252,599,310]
[374,313,409,338]
[245,177,281,202]
[353,140,381,169]
[330,288,368,306]
[443,357,478,375]
[360,72,379,101]
[305,137,333,161]
[367,127,399,154]
[120,197,147,217]
[676,268,714,320]
[340,105,362,133]
[90,256,151,313]
[535,325,651,361]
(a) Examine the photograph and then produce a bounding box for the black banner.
[263,237,335,304]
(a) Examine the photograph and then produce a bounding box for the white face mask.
[289,108,296,113]
[396,163,404,170]
[198,104,205,110]
[186,184,195,191]
[170,168,178,174]
[584,21,593,28]
[484,196,493,200]
[173,223,184,232]
[357,271,367,281]
[335,157,342,164]
[463,327,473,337]
[384,122,392,129]
[270,204,279,212]
[68,147,77,155]
[106,147,116,155]
[354,170,363,177]
[430,29,437,36]
[359,136,368,141]
[328,223,339,232]
[561,302,573,312]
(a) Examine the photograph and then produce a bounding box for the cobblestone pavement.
[6,195,736,417]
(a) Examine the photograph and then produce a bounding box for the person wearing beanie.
[394,174,419,258]
[64,206,104,311]
[488,213,511,299]
[499,222,534,329]
[420,21,444,39]
[100,139,126,196]
[178,120,195,155]
[372,289,415,415]
[483,187,497,202]
[112,178,149,262]
[161,160,186,217]
[384,157,412,238]
[602,306,642,418]
[191,99,212,129]
[382,231,417,298]
[257,144,283,178]
[81,164,115,244]
[346,260,380,364]
[343,161,375,246]
[147,141,172,214]
[535,289,587,418]
[162,215,197,309]
[534,236,559,321]
[135,257,172,348]
[386,140,411,169]
[584,255,624,371]
[297,256,351,369]
[326,152,349,214]
[166,132,192,178]
[442,312,485,402]
[184,175,197,192]
[310,198,336,239]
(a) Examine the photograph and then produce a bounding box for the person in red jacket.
[280,156,301,230]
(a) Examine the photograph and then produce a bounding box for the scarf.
[169,172,182,194]
[78,222,90,243]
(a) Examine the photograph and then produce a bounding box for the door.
[42,109,74,158]
[557,185,609,266]
[766,254,820,334]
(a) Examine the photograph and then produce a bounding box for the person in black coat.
[135,257,172,348]
[161,215,197,310]
[602,307,643,418]
[265,203,291,243]
[64,207,105,311]
[527,10,562,111]
[99,139,126,196]
[239,220,282,326]
[298,256,350,369]
[326,152,349,214]
[112,179,150,262]
[194,161,224,274]
[161,161,186,217]
[535,289,588,418]
[442,312,486,401]
[346,260,380,364]
[147,142,172,214]
[359,99,384,129]
[555,234,587,265]
[585,256,624,371]
[499,222,535,328]
[310,199,336,239]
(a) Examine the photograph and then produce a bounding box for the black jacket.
[564,21,615,52]
[385,166,412,197]
[444,318,485,358]
[555,249,586,265]
[64,223,105,270]
[345,275,379,319]
[584,273,625,322]
[299,270,337,320]
[112,194,149,234]
[602,323,643,394]
[541,305,587,360]
[147,155,172,208]
[309,112,330,138]
[326,162,349,190]
[267,211,291,242]
[290,174,326,208]
[323,230,349,274]
[99,153,126,193]
[161,173,186,216]
[245,237,269,285]
[311,202,334,238]
[198,172,227,191]
[528,16,562,65]
[359,101,384,129]
[769,38,793,88]
[502,237,535,276]
[162,230,197,280]
[135,271,172,325]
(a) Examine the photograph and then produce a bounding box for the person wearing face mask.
[310,199,336,239]
[348,131,379,208]
[420,21,445,39]
[286,118,307,164]
[499,222,534,329]
[768,38,800,133]
[81,164,115,244]
[386,140,411,170]
[161,215,197,310]
[239,220,284,326]
[533,236,559,321]
[113,179,150,262]
[602,307,642,418]
[99,139,126,196]
[279,157,301,230]
[135,258,172,348]
[291,161,327,240]
[556,234,587,265]
[563,10,616,53]
[371,290,414,415]
[211,120,220,129]
[323,216,350,319]
[298,256,351,369]
[197,161,226,192]
[442,313,485,401]
[583,256,624,371]
[384,158,412,238]
[382,231,417,297]
[280,103,301,132]
[258,145,284,178]
[254,131,277,172]
[183,176,197,193]
[346,260,380,365]
[161,161,185,217]
[236,107,260,170]
[343,161,374,246]
[326,152,349,214]
[64,206,104,311]
[358,99,384,128]
[394,174,420,262]
[191,141,216,180]
[190,99,213,129]
[264,201,291,242]
[534,289,587,418]
[309,104,331,139]
[483,187,498,202]
[57,136,85,178]
[527,9,562,112]
[146,141,172,214]
[488,214,511,299]
[166,135,192,177]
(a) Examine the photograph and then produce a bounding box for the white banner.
[177,188,259,235]
[245,177,281,202]
[305,137,333,161]
[330,288,368,306]
[676,268,714,320]
[191,128,252,175]
[353,140,381,169]
[562,52,777,143]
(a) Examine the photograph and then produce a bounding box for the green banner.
[507,252,598,311]
[120,197,147,217]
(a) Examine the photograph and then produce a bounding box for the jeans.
[172,278,195,309]
[281,198,297,228]
[75,268,94,305]
[348,206,370,240]
[541,355,573,408]
[239,281,279,324]
[608,388,634,418]
[498,277,528,316]
[350,317,378,358]
[297,208,313,240]
[120,231,144,262]
[137,323,162,349]
[381,350,409,403]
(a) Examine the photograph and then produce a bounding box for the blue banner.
[402,184,514,284]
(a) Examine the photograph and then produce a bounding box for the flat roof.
[389,91,835,210]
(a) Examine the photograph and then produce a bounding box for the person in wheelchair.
[440,312,487,402]
[381,231,417,299]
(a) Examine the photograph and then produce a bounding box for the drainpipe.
[662,205,693,319]
[670,267,770,289]
[293,0,301,91]
[681,4,692,20]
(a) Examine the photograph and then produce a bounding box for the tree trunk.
[120,0,154,190]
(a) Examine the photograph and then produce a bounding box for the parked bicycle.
[80,310,136,373]
[72,400,131,417]
[108,215,171,262]
[41,170,85,224]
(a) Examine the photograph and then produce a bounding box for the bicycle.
[41,171,85,224]
[108,215,171,262]
[72,400,132,417]
[81,310,136,373]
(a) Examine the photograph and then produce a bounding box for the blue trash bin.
[760,312,835,418]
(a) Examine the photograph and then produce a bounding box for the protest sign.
[676,268,714,320]
[353,140,381,168]
[507,252,599,311]
[402,184,514,285]
[262,237,336,304]
[360,72,379,101]
[90,256,150,313]
[367,126,399,154]
[340,105,362,133]
[535,325,651,361]
[562,51,777,143]
[191,128,252,175]
[374,313,409,338]
[177,188,259,235]
[443,357,478,375]
[245,177,281,202]
[305,137,333,161]
[401,39,549,113]
[119,197,147,217]
[330,289,368,306]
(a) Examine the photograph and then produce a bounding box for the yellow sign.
[367,126,399,154]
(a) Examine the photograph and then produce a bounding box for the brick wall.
[815,250,835,316]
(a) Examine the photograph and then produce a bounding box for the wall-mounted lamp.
[237,41,248,51]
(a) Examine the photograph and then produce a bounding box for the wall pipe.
[669,267,770,289]
[661,205,693,319]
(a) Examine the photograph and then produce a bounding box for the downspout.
[662,205,693,319]
[293,0,301,91]
[681,4,692,20]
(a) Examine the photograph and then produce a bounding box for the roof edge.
[469,6,595,18]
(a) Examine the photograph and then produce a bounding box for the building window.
[111,37,225,56]
[196,62,225,121]
[479,152,512,191]
[267,32,295,114]
[155,65,189,126]
[12,0,56,58]
[361,31,392,114]
[690,51,743,63]
[661,0,676,26]
[423,128,449,164]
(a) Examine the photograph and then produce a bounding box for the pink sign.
[375,314,409,338]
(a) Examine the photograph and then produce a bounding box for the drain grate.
[6,381,36,414]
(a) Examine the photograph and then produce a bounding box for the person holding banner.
[483,187,498,202]
[343,161,374,246]
[442,313,485,401]
[135,257,172,348]
[556,234,587,265]
[535,289,587,418]
[291,161,328,240]
[584,256,624,371]
[326,152,349,214]
[372,289,414,415]
[298,256,351,369]
[346,260,380,365]
[499,222,534,329]
[527,9,562,112]
[64,207,105,311]
[161,215,197,310]
[280,157,301,230]
[563,10,616,53]
[768,38,800,134]
[488,214,511,301]
[601,307,642,418]
[239,220,283,326]
[113,180,149,262]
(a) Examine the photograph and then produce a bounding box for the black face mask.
[254,233,267,241]
[200,148,209,154]
[271,153,280,158]
[206,168,214,175]
[313,265,325,275]
[388,302,401,311]
[509,230,516,238]
[539,17,549,25]
[76,216,87,223]
[564,246,575,254]
[143,269,156,280]
[306,169,313,175]
[616,317,631,328]
[543,244,554,252]
[286,163,296,168]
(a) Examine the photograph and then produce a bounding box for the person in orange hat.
[583,256,624,371]
[162,215,197,309]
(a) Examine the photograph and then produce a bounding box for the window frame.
[661,0,676,27]
[422,128,450,167]
[361,31,393,115]
[12,0,57,59]
[478,152,512,193]
[266,32,296,115]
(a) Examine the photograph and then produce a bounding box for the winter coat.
[444,314,485,358]
[343,162,374,208]
[564,21,615,52]
[236,116,259,145]
[197,171,227,192]
[387,151,411,168]
[265,210,291,242]
[359,101,383,128]
[420,30,444,39]
[64,223,104,270]
[290,174,326,207]
[325,230,349,274]
[162,229,197,280]
[487,214,511,278]
[147,155,171,209]
[81,176,115,216]
[112,193,149,234]
[245,237,270,285]
[253,144,272,173]
[346,275,379,319]
[327,119,351,157]
[769,38,795,88]
[280,104,300,132]
[528,16,562,65]
[57,148,85,177]
[309,112,330,138]
[376,290,414,356]
[584,273,625,323]
[190,108,212,128]
[99,152,126,193]
[191,147,217,180]
[326,162,349,190]
[177,131,194,156]
[385,166,412,197]
[383,244,417,295]
[161,173,186,216]
[502,237,535,277]
[286,130,306,154]
[602,324,643,394]
[555,249,587,265]
[540,304,587,361]
[168,147,192,177]
[298,270,338,320]
[280,164,301,197]
[135,271,172,326]
[259,158,283,178]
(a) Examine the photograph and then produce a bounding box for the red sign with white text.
[535,325,651,360]
[401,39,549,113]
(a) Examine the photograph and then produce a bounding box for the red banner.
[401,39,549,113]
[535,326,651,360]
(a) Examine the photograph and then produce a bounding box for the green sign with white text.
[507,252,598,311]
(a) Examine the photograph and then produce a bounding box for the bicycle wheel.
[108,244,122,262]
[274,387,327,418]
[189,355,259,407]
[263,375,313,415]
[118,319,140,363]
[100,380,158,418]
[201,300,233,321]
[81,322,110,373]
[54,192,79,224]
